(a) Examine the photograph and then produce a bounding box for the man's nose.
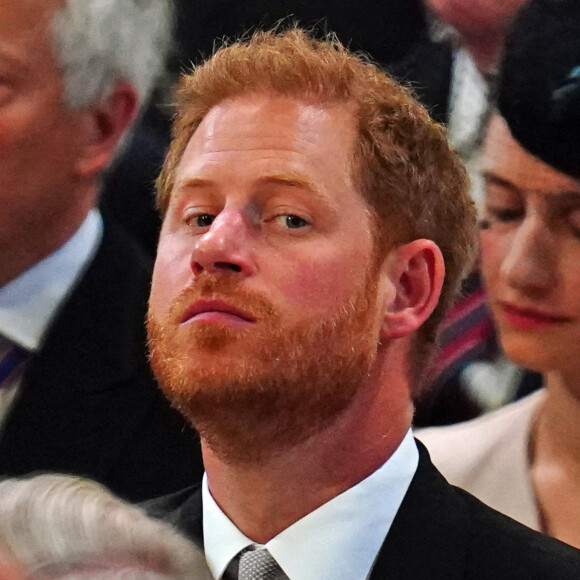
[500,215,558,296]
[190,210,256,277]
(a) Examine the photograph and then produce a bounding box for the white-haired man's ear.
[379,239,445,341]
[75,79,138,177]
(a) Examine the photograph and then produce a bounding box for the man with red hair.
[146,28,580,579]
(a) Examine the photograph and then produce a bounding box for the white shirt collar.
[0,209,103,351]
[203,429,418,580]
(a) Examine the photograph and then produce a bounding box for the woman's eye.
[275,215,309,229]
[485,206,523,223]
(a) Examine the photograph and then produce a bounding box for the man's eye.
[276,215,309,229]
[193,214,215,228]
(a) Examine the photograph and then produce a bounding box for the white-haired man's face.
[0,0,135,286]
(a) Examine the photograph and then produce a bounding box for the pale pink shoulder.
[414,389,545,480]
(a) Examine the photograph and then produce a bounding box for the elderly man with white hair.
[0,0,202,502]
[0,473,212,579]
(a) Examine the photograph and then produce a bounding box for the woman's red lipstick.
[499,302,571,330]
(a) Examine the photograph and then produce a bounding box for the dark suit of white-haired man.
[0,0,203,502]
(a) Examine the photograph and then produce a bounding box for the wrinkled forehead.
[0,0,62,56]
[0,0,61,30]
[171,92,361,191]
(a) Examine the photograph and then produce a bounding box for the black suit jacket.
[145,442,580,578]
[0,223,204,502]
[387,35,454,126]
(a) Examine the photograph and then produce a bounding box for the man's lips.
[180,299,256,325]
[498,302,571,329]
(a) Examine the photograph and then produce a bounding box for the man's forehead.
[0,0,60,29]
[178,94,358,177]
[165,92,367,223]
[196,93,357,139]
[0,0,60,59]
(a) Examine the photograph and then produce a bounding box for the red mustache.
[168,275,278,324]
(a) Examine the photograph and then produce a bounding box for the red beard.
[148,272,381,464]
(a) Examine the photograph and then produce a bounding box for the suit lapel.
[176,486,205,549]
[369,442,468,580]
[165,445,471,580]
[0,225,155,477]
[145,484,205,549]
[30,223,153,395]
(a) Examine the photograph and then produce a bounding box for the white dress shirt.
[0,210,103,428]
[203,429,418,580]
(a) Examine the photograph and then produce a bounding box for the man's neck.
[0,186,97,288]
[202,374,413,544]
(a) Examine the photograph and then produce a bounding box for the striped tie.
[0,339,28,390]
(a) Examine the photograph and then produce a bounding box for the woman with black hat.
[418,0,580,549]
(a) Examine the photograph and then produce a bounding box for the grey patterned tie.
[237,547,288,580]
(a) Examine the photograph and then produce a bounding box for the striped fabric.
[414,271,498,426]
[429,283,496,388]
[0,338,28,390]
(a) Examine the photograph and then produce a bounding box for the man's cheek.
[150,269,177,320]
[151,251,191,311]
[282,262,356,310]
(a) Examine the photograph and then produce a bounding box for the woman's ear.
[379,239,445,340]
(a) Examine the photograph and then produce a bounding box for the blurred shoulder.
[415,389,545,461]
[415,390,546,529]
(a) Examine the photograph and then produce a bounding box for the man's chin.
[160,373,359,466]
[152,335,375,465]
[147,271,381,464]
[173,323,253,351]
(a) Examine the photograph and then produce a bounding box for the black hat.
[498,0,580,178]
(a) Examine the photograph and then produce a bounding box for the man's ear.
[75,80,138,177]
[380,239,445,340]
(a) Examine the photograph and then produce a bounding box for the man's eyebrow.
[176,177,214,191]
[255,173,323,195]
[168,177,217,209]
[177,173,331,200]
[176,174,321,191]
[256,173,343,212]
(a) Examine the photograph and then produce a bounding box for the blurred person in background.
[417,0,580,549]
[0,473,211,579]
[0,0,202,501]
[410,0,535,427]
[421,0,529,186]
